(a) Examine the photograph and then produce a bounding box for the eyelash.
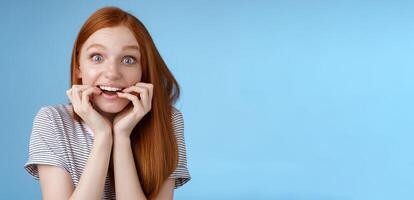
[89,53,137,65]
[122,55,137,64]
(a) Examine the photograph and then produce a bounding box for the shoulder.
[168,107,191,187]
[36,103,73,119]
[33,103,76,137]
[170,106,187,150]
[26,104,75,180]
[171,106,182,118]
[171,106,184,124]
[35,103,74,124]
[171,106,184,133]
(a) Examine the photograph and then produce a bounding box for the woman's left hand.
[113,82,154,138]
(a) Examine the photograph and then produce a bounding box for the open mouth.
[98,85,124,95]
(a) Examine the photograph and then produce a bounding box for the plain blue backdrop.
[2,0,414,199]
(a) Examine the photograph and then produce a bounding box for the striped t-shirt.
[24,103,191,199]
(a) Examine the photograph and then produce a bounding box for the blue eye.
[122,56,136,65]
[90,54,103,63]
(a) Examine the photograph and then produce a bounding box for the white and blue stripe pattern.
[24,104,191,199]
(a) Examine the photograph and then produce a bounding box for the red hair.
[70,7,179,199]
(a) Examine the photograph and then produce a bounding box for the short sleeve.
[168,108,191,189]
[24,107,70,180]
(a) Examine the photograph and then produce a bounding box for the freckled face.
[78,26,142,116]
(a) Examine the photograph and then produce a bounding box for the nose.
[104,60,121,80]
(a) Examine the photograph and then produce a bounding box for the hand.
[113,82,154,138]
[66,85,112,138]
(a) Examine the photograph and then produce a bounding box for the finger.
[72,84,90,89]
[67,87,80,110]
[66,89,74,104]
[71,85,89,100]
[67,88,84,116]
[123,86,150,108]
[123,86,147,100]
[123,86,148,96]
[135,83,153,108]
[81,87,101,108]
[72,84,90,92]
[135,82,153,100]
[117,92,145,113]
[71,85,93,114]
[72,86,83,108]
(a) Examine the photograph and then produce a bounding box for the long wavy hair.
[69,7,179,199]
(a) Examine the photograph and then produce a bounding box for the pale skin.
[37,26,175,200]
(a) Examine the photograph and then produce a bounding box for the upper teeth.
[99,85,122,92]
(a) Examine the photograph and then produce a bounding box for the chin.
[93,96,130,114]
[97,104,127,113]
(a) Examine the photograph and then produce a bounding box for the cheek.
[135,68,143,81]
[80,67,101,84]
[125,69,142,84]
[78,55,98,84]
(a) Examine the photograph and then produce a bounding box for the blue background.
[1,0,414,199]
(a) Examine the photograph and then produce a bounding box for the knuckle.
[77,108,86,115]
[73,107,80,113]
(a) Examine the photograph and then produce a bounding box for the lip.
[96,84,126,89]
[101,91,120,100]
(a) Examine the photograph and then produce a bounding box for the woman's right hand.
[66,85,112,139]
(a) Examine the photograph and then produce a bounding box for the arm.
[38,132,113,200]
[112,135,175,200]
[112,83,174,199]
[112,135,146,199]
[38,85,116,199]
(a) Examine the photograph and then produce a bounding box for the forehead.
[83,26,139,50]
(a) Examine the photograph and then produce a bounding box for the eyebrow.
[86,43,106,51]
[86,43,140,51]
[122,45,140,51]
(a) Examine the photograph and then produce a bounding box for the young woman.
[24,7,190,200]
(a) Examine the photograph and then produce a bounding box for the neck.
[101,111,115,122]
